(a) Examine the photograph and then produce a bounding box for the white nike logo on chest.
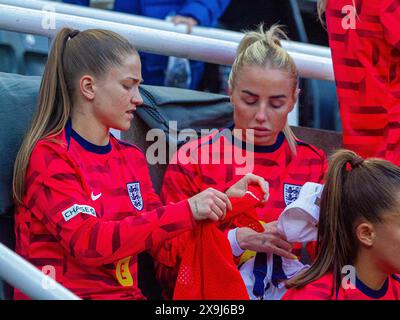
[91,192,102,201]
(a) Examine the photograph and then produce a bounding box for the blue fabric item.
[252,252,268,299]
[271,254,288,287]
[62,0,230,89]
[63,0,90,5]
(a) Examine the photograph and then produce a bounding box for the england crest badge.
[127,182,144,211]
[283,183,302,206]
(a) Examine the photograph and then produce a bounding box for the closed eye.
[245,100,257,105]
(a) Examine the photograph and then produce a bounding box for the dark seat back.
[0,72,40,299]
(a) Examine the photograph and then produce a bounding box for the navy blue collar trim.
[65,119,112,154]
[229,125,285,153]
[356,277,389,299]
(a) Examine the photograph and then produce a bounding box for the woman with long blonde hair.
[12,27,266,299]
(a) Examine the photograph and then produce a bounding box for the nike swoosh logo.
[91,192,102,201]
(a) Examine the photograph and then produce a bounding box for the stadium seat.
[0,72,342,300]
[0,45,17,73]
[0,72,40,300]
[0,31,48,76]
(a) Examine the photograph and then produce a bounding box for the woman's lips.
[252,127,271,137]
[125,110,135,120]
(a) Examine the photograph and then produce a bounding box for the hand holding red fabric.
[173,186,265,300]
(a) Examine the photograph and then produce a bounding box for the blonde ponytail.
[13,28,137,203]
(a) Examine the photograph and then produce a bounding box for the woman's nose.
[131,93,143,106]
[255,107,267,123]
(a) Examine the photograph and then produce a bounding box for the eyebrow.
[125,77,144,84]
[241,90,287,99]
[269,94,287,99]
[241,90,258,97]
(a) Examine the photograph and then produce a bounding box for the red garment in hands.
[173,186,265,300]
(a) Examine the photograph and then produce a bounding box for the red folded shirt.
[173,186,265,300]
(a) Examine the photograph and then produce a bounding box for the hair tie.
[346,156,364,172]
[69,30,80,39]
[352,156,364,167]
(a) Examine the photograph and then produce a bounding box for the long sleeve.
[24,144,195,268]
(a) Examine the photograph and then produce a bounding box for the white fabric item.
[277,182,324,243]
[228,228,245,257]
[239,182,324,300]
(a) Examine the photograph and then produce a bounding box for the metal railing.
[0,243,80,300]
[1,0,332,59]
[0,4,334,81]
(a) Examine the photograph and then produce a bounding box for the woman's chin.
[111,122,131,132]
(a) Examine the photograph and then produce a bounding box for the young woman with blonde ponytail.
[283,149,400,300]
[12,27,267,300]
[155,24,328,299]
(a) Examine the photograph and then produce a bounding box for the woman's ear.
[294,88,301,101]
[79,75,95,101]
[228,86,234,105]
[288,88,301,113]
[356,222,376,247]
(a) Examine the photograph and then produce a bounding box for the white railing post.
[0,243,80,300]
[0,4,334,82]
[0,0,332,59]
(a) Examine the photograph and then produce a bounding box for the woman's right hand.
[236,221,297,260]
[188,188,233,222]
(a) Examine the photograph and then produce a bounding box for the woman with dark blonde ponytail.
[12,27,267,300]
[156,24,328,299]
[319,0,400,164]
[283,149,400,300]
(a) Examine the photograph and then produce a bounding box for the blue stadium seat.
[0,31,48,76]
[0,45,17,73]
[0,72,40,300]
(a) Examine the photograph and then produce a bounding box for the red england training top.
[14,120,195,300]
[326,0,400,164]
[283,273,400,300]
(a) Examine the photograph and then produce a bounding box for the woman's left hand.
[225,173,269,202]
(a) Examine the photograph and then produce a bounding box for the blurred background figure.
[319,0,400,164]
[63,0,230,89]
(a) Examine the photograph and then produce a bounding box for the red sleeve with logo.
[23,142,195,267]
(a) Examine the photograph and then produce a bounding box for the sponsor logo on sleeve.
[62,204,97,221]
